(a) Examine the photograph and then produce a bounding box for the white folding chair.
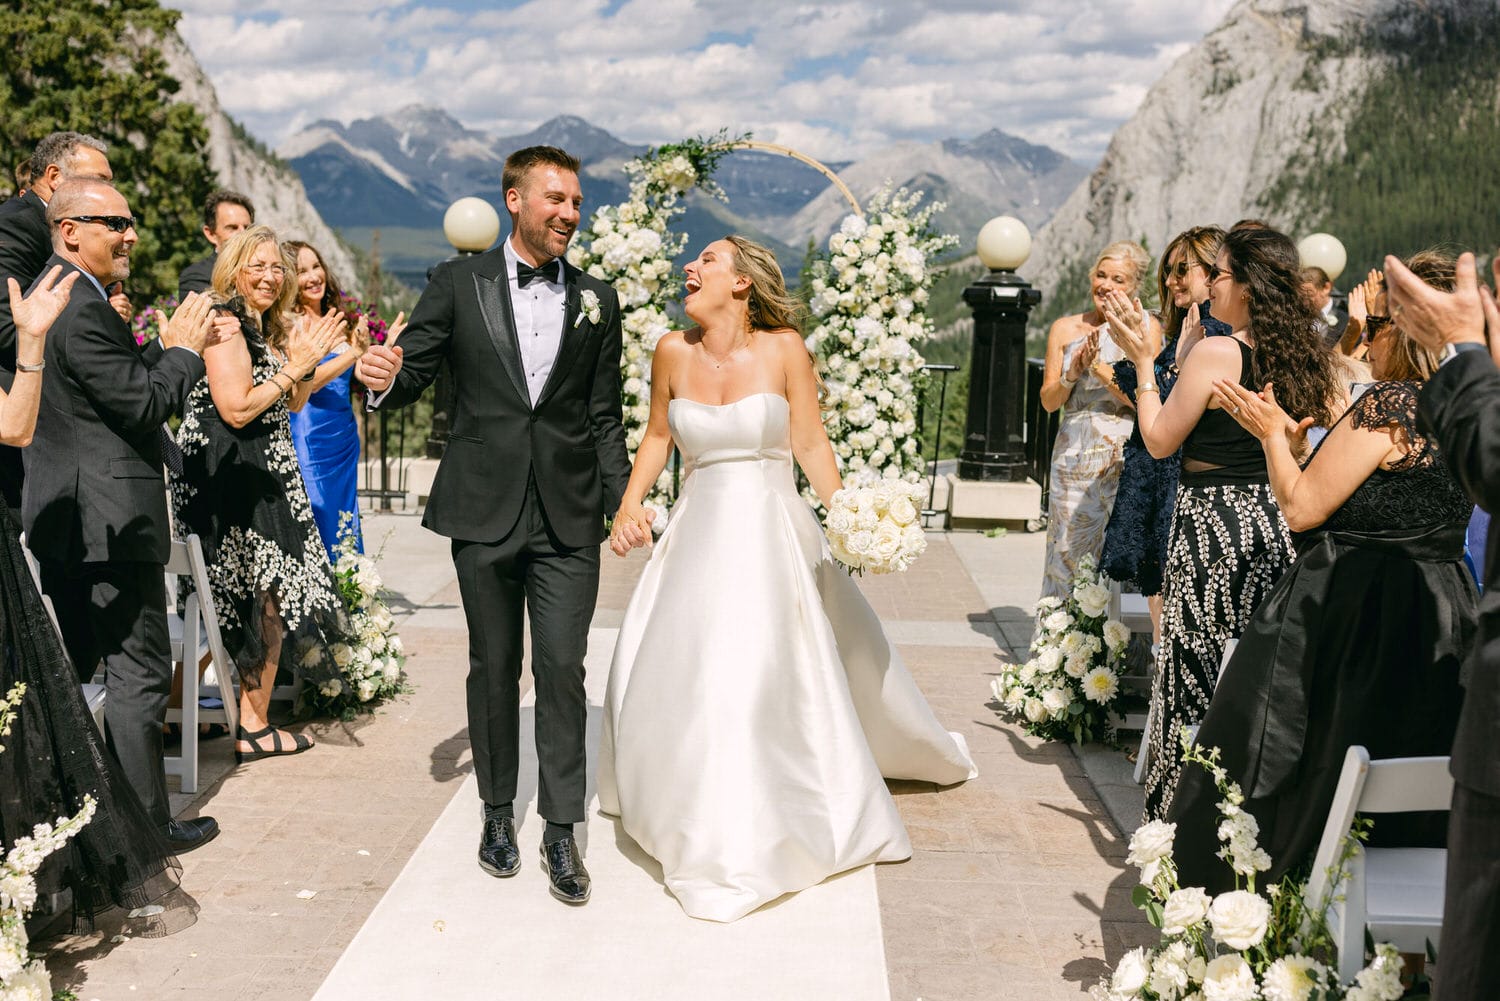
[163,534,240,793]
[1306,745,1451,982]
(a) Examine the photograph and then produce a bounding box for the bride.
[598,235,976,922]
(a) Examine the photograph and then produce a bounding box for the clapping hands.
[1384,251,1500,367]
[1101,289,1151,364]
[608,503,656,556]
[289,309,345,371]
[1212,379,1313,451]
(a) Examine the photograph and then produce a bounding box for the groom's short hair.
[502,146,582,197]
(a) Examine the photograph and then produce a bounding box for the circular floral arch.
[566,133,954,521]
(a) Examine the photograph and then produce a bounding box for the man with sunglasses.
[0,132,113,519]
[22,177,223,854]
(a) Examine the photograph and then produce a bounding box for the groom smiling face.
[505,163,583,267]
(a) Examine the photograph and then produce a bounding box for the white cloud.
[174,0,1237,164]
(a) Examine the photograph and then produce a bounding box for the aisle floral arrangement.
[825,480,928,574]
[568,132,740,527]
[298,517,407,720]
[1,683,95,1000]
[130,294,177,346]
[804,186,956,492]
[990,555,1129,744]
[1092,734,1411,1001]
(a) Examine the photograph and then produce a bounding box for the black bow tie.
[516,258,560,288]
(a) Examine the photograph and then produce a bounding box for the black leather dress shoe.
[478,814,521,878]
[540,837,590,904]
[163,816,219,854]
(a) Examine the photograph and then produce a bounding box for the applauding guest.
[168,226,352,762]
[1106,226,1345,820]
[1036,241,1157,602]
[1395,248,1500,1001]
[23,179,220,854]
[285,240,403,560]
[1167,249,1474,891]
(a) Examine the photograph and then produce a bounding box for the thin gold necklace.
[703,327,751,369]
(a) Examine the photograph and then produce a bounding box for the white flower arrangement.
[804,186,957,494]
[824,480,928,574]
[1,683,96,998]
[568,133,740,529]
[301,515,407,720]
[1091,734,1411,1001]
[990,555,1129,744]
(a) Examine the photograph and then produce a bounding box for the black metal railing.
[1024,358,1060,513]
[358,405,410,511]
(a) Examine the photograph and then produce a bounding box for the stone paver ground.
[42,513,1149,1001]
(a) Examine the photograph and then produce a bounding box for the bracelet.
[15,359,44,373]
[1137,384,1160,396]
[270,372,293,395]
[300,368,316,382]
[1060,375,1076,390]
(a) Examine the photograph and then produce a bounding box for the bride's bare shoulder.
[656,328,693,355]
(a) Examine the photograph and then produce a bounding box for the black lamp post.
[958,216,1041,482]
[425,197,502,461]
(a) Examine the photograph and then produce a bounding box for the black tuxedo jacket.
[177,254,215,299]
[376,247,631,548]
[22,256,205,565]
[1419,350,1500,796]
[0,190,51,369]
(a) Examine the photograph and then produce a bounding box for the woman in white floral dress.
[169,226,352,762]
[1036,241,1159,602]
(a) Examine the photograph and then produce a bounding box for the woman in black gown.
[0,268,192,933]
[1167,250,1474,891]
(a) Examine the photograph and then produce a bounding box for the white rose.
[1149,941,1192,999]
[1064,651,1092,679]
[1110,946,1150,995]
[1104,619,1132,652]
[887,493,917,526]
[1023,697,1046,723]
[1126,820,1177,866]
[1041,686,1070,717]
[1161,887,1212,935]
[1207,890,1271,950]
[332,644,354,668]
[1073,581,1111,619]
[1034,647,1064,675]
[870,522,903,562]
[1201,954,1257,1001]
[1034,596,1063,613]
[1261,955,1326,1001]
[1042,610,1073,634]
[357,679,377,702]
[319,680,342,699]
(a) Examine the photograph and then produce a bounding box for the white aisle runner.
[313,627,892,1001]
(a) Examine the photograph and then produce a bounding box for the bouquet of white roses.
[1,683,96,1000]
[299,516,407,720]
[991,555,1129,744]
[1093,733,1410,1001]
[824,480,928,574]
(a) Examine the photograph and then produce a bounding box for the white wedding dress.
[598,392,977,923]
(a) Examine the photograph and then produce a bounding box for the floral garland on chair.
[1,683,96,999]
[567,132,742,525]
[804,185,956,491]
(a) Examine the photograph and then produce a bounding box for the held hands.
[1212,379,1312,448]
[158,291,217,354]
[9,266,80,362]
[608,503,656,556]
[288,309,345,372]
[1102,289,1150,364]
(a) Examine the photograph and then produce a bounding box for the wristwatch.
[1439,341,1486,366]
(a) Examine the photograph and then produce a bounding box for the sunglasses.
[1206,265,1233,285]
[1168,260,1205,279]
[62,214,136,233]
[1362,315,1393,343]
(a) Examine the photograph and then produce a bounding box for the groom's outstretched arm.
[371,262,456,411]
[588,284,632,511]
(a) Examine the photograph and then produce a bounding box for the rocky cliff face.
[157,32,361,292]
[1025,0,1462,310]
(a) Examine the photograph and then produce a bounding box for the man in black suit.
[23,178,221,852]
[1301,265,1350,349]
[358,146,630,904]
[176,188,255,298]
[0,132,114,516]
[1394,250,1500,1000]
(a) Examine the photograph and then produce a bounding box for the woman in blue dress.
[285,242,391,560]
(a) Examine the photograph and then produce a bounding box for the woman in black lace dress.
[169,226,350,762]
[0,268,194,933]
[1167,250,1475,892]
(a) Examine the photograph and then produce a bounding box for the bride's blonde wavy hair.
[723,235,828,402]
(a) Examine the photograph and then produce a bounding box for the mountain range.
[279,109,1087,286]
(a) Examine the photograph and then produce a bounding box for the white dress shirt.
[505,237,566,406]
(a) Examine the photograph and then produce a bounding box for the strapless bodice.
[668,393,793,475]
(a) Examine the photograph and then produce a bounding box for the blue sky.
[175,0,1236,163]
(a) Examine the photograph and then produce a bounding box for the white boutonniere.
[576,290,601,327]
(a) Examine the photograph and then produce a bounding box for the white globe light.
[1297,232,1347,282]
[976,216,1032,271]
[443,197,501,253]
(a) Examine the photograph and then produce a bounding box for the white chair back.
[163,534,240,793]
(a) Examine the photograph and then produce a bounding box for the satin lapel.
[472,268,531,407]
[535,268,587,409]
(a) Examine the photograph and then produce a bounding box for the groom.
[357,146,630,905]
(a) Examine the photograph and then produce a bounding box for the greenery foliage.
[0,0,217,300]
